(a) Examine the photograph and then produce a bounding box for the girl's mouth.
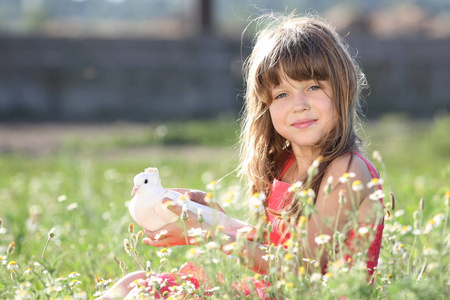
[292,119,317,129]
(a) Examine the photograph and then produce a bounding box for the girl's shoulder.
[325,152,374,187]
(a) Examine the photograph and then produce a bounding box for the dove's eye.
[144,179,148,184]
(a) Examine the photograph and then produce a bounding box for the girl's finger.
[142,237,167,247]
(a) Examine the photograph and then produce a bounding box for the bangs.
[255,28,332,103]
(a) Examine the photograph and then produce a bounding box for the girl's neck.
[288,145,321,183]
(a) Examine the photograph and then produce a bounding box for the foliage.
[0,115,449,299]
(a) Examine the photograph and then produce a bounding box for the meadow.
[0,113,449,299]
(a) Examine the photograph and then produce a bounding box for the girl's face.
[269,76,337,153]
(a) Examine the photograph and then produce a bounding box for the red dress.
[266,152,384,277]
[107,153,383,299]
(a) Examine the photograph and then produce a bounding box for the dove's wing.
[129,187,179,231]
[128,197,137,220]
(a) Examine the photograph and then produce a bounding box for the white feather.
[128,167,250,233]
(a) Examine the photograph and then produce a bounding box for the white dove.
[128,167,250,233]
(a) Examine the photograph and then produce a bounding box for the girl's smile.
[291,118,318,129]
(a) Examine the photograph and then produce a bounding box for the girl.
[100,13,384,299]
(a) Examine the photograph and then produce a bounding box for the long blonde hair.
[238,14,367,219]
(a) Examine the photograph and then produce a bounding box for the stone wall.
[0,36,448,122]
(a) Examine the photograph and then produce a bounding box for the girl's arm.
[144,155,382,274]
[143,198,272,274]
[303,154,383,268]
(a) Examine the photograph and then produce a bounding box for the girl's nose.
[292,93,310,112]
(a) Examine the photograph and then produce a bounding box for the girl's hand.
[170,188,227,214]
[142,198,213,247]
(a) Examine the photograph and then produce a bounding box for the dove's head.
[131,167,161,196]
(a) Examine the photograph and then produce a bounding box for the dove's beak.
[131,185,140,196]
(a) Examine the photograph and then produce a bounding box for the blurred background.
[0,0,449,157]
[0,0,449,122]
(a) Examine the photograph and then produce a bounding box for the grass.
[0,113,449,299]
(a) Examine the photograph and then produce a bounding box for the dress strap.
[353,152,380,179]
[279,155,296,179]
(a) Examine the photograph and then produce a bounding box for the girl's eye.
[274,93,288,100]
[309,85,320,91]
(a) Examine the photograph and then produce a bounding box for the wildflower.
[187,228,206,237]
[222,243,236,253]
[399,225,412,235]
[445,191,450,206]
[119,260,126,273]
[0,255,7,265]
[338,172,355,183]
[392,242,405,255]
[427,262,439,271]
[262,253,276,261]
[369,190,385,201]
[7,242,15,255]
[205,242,219,250]
[288,181,303,192]
[307,156,322,178]
[314,234,331,245]
[248,192,266,213]
[433,213,445,226]
[181,204,189,221]
[69,279,82,288]
[323,273,333,282]
[186,247,204,258]
[259,245,269,252]
[419,198,425,210]
[358,227,369,235]
[389,191,395,210]
[307,188,316,199]
[66,203,78,211]
[197,209,204,223]
[48,227,56,239]
[7,261,18,270]
[154,230,168,240]
[128,222,134,234]
[123,238,132,254]
[323,176,333,194]
[352,180,364,192]
[338,190,347,204]
[206,180,221,190]
[68,272,80,278]
[394,209,405,217]
[310,273,322,282]
[57,195,67,202]
[423,247,438,256]
[372,151,382,163]
[297,215,307,228]
[381,277,391,284]
[303,258,316,264]
[267,221,273,234]
[204,192,213,204]
[237,226,253,234]
[367,178,384,188]
[298,266,306,275]
[156,248,172,258]
[412,229,422,235]
[284,253,294,260]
